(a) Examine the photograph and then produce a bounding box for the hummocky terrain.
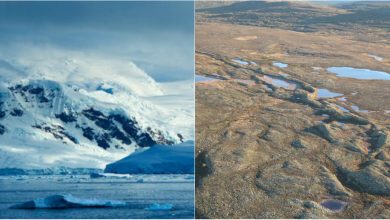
[195,1,390,218]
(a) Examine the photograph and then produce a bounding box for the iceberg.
[10,194,126,209]
[104,141,194,174]
[145,203,174,211]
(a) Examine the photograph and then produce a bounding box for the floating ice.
[145,203,174,211]
[327,67,390,80]
[10,194,126,209]
[89,173,132,179]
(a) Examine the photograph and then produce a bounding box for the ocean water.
[0,174,194,219]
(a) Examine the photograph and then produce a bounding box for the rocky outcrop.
[196,151,213,187]
[375,151,389,161]
[320,166,350,196]
[333,115,369,125]
[291,139,307,149]
[0,124,5,135]
[315,108,369,125]
[289,90,322,108]
[32,124,78,144]
[337,160,390,196]
[368,129,388,150]
[305,124,335,143]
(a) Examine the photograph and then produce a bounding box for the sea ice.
[10,194,126,209]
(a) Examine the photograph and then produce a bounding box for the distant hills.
[196,1,390,33]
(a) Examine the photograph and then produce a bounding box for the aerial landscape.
[0,2,194,219]
[195,1,390,218]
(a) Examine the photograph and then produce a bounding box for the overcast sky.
[0,1,194,82]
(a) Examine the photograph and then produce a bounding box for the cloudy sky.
[0,1,194,82]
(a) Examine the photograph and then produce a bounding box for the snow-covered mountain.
[0,54,194,169]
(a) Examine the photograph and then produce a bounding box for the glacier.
[104,141,194,174]
[0,50,194,170]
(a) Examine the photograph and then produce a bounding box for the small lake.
[327,67,390,80]
[273,62,288,68]
[261,75,297,90]
[317,88,343,99]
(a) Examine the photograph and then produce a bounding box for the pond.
[327,67,390,80]
[273,62,288,68]
[320,199,347,212]
[232,58,249,65]
[261,75,297,90]
[317,88,343,98]
[232,58,257,66]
